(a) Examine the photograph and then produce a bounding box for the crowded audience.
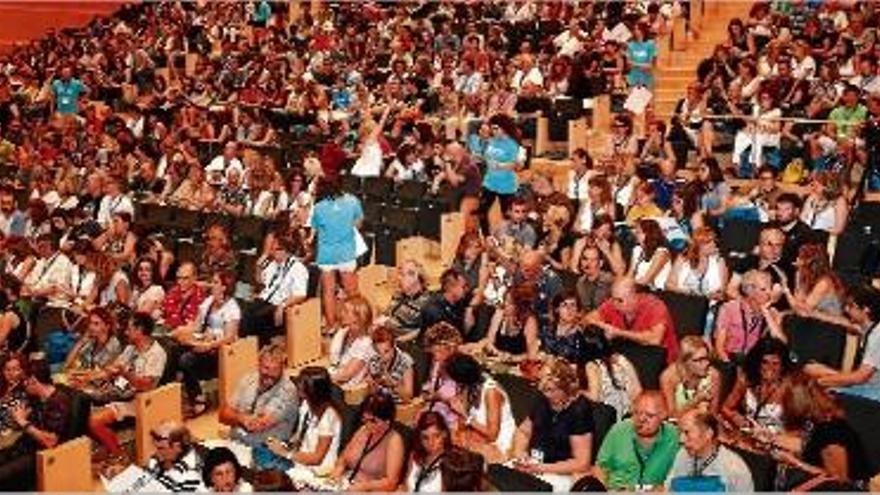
[0,0,879,492]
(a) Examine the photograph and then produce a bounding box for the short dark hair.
[776,192,803,210]
[441,447,485,492]
[129,312,155,337]
[201,446,242,489]
[361,392,396,422]
[446,353,484,388]
[440,267,465,291]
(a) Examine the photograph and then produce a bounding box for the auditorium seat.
[218,337,258,409]
[135,383,184,464]
[657,290,709,339]
[782,314,849,370]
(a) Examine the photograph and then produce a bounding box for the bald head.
[520,249,545,280]
[445,142,466,163]
[632,390,668,439]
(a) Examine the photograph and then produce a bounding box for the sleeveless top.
[675,254,725,296]
[2,308,27,353]
[802,197,836,233]
[494,319,527,355]
[594,356,639,419]
[349,427,394,484]
[631,245,671,290]
[744,388,784,433]
[470,376,516,454]
[674,374,713,411]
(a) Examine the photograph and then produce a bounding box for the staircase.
[653,1,753,118]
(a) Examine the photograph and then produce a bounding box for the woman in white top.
[67,244,98,306]
[173,270,241,415]
[445,353,516,457]
[328,295,374,388]
[130,258,166,319]
[666,227,729,300]
[99,267,130,308]
[402,411,451,493]
[267,366,341,472]
[800,171,849,235]
[733,89,782,173]
[584,332,642,420]
[628,218,672,290]
[276,170,314,226]
[351,104,392,177]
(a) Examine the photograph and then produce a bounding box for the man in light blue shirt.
[51,66,88,115]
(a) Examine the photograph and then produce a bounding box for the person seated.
[161,262,206,330]
[145,421,203,492]
[574,244,614,312]
[420,268,474,340]
[265,366,341,472]
[440,447,486,491]
[784,243,846,317]
[491,196,537,250]
[64,307,122,379]
[420,322,464,429]
[593,391,680,491]
[20,234,74,304]
[328,295,374,388]
[627,219,672,291]
[241,235,308,344]
[722,337,792,434]
[128,257,165,320]
[511,358,594,491]
[715,270,786,363]
[198,224,236,278]
[665,409,754,492]
[0,276,27,353]
[726,227,788,303]
[401,411,452,492]
[218,344,298,448]
[660,336,722,417]
[0,356,74,480]
[199,446,253,492]
[625,182,664,224]
[366,325,414,403]
[88,313,168,463]
[92,212,137,268]
[767,372,873,490]
[584,332,642,420]
[805,286,880,402]
[173,270,241,416]
[330,392,405,492]
[461,284,539,362]
[444,353,516,458]
[587,276,679,363]
[375,259,432,341]
[665,227,728,300]
[542,291,595,365]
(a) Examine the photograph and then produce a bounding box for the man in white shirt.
[511,54,543,94]
[22,235,74,305]
[454,59,483,96]
[205,141,245,185]
[96,175,134,228]
[242,235,309,344]
[554,20,585,57]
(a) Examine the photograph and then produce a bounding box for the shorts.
[318,260,357,272]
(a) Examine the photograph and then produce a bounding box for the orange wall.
[0,2,124,53]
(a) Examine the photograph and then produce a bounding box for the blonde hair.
[341,295,374,337]
[538,358,581,396]
[677,335,710,366]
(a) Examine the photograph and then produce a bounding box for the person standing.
[310,177,363,327]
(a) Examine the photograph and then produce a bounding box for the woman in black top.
[0,275,27,353]
[461,284,539,361]
[511,358,593,488]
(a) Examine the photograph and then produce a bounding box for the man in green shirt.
[829,85,868,140]
[594,391,680,490]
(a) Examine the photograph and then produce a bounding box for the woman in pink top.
[421,322,463,429]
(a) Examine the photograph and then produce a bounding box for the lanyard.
[36,254,60,285]
[413,454,444,492]
[690,447,719,477]
[739,301,766,355]
[349,427,391,483]
[263,257,293,302]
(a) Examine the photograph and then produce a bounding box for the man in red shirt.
[162,262,206,330]
[587,277,679,362]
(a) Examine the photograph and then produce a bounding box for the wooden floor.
[0,2,124,53]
